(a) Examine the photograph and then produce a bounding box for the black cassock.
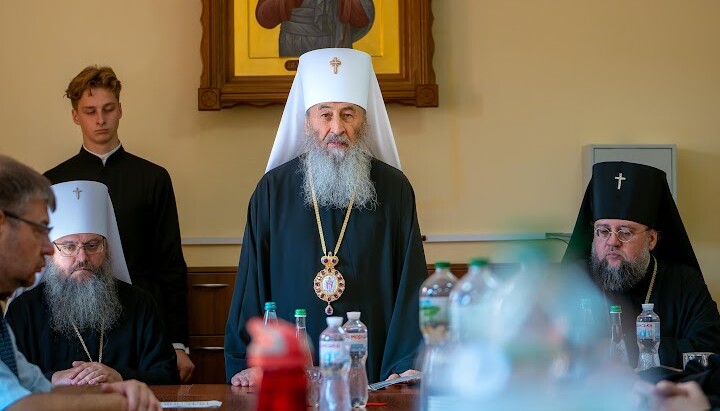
[596,257,720,369]
[225,157,427,383]
[44,146,189,346]
[6,281,179,385]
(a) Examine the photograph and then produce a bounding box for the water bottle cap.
[264,301,277,310]
[326,316,343,326]
[295,309,306,317]
[642,303,654,310]
[347,311,361,320]
[610,305,622,313]
[434,261,451,269]
[468,258,490,267]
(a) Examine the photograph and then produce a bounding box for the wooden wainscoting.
[187,267,236,384]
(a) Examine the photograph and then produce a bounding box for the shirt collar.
[83,142,123,166]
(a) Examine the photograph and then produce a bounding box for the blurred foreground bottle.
[247,318,307,411]
[419,261,457,411]
[264,301,278,326]
[449,258,497,342]
[319,317,351,411]
[295,309,313,367]
[419,262,457,345]
[636,303,661,370]
[581,298,594,328]
[342,312,368,408]
[609,305,629,365]
[568,298,597,378]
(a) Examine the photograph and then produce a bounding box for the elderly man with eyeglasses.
[6,180,179,387]
[562,161,720,370]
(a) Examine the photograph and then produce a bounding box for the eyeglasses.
[52,239,105,257]
[594,227,649,243]
[2,209,52,235]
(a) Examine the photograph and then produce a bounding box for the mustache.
[325,133,349,145]
[606,247,626,258]
[70,261,99,274]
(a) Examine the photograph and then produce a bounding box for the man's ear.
[72,109,80,125]
[647,229,659,251]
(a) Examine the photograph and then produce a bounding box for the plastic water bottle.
[581,298,594,328]
[419,262,457,411]
[419,262,457,345]
[449,258,497,342]
[609,305,629,365]
[342,312,368,408]
[319,317,351,411]
[264,302,278,326]
[295,308,313,367]
[568,298,597,378]
[636,303,661,370]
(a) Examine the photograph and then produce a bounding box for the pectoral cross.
[329,57,342,74]
[73,187,82,199]
[615,173,626,190]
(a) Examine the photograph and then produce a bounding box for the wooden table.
[152,384,419,410]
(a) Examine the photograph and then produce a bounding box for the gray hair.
[0,155,56,215]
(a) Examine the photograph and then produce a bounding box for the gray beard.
[590,242,651,292]
[43,257,122,338]
[300,124,377,210]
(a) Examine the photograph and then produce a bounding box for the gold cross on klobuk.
[329,57,342,74]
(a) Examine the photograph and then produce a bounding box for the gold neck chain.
[644,255,658,304]
[71,320,103,363]
[309,176,355,257]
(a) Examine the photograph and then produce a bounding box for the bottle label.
[420,296,449,324]
[320,340,348,365]
[348,334,368,352]
[636,322,660,341]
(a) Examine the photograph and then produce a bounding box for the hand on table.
[231,367,262,387]
[51,361,122,386]
[385,369,421,382]
[652,381,711,411]
[101,379,161,411]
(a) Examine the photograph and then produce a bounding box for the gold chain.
[71,320,103,363]
[644,255,658,304]
[309,176,355,257]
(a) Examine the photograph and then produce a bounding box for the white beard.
[301,122,377,210]
[43,256,122,337]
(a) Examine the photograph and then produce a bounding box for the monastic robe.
[588,257,720,369]
[44,146,189,345]
[6,281,180,385]
[225,157,427,383]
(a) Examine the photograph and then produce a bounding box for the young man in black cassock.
[42,66,194,381]
[224,48,427,386]
[563,161,720,369]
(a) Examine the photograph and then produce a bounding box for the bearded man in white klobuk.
[225,48,427,387]
[6,181,179,385]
